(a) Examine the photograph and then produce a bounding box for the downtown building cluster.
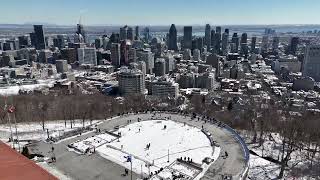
[0,23,320,113]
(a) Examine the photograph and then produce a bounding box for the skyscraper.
[210,30,216,50]
[33,25,46,50]
[205,24,211,49]
[127,27,134,41]
[222,32,229,55]
[231,33,239,53]
[168,24,178,51]
[76,23,86,43]
[240,33,248,44]
[261,35,269,53]
[137,49,154,74]
[111,43,121,67]
[144,27,150,42]
[216,26,222,34]
[251,37,257,52]
[183,26,192,50]
[135,26,140,40]
[214,32,221,53]
[240,33,248,55]
[272,36,280,51]
[154,58,166,77]
[303,45,320,81]
[120,26,128,40]
[287,37,299,55]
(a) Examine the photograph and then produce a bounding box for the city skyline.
[2,0,320,25]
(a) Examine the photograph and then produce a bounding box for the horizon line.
[1,23,320,27]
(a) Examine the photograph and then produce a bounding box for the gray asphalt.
[29,112,247,180]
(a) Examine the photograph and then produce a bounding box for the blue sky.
[2,0,320,25]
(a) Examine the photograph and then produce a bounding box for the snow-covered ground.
[0,120,99,144]
[0,79,55,95]
[241,132,320,180]
[248,154,280,180]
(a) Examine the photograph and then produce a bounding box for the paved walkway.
[29,112,247,180]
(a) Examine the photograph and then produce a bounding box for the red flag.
[8,106,15,113]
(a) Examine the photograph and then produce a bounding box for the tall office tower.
[144,27,150,42]
[240,33,248,55]
[240,43,248,56]
[214,32,221,53]
[215,27,222,53]
[137,49,154,74]
[287,37,299,55]
[128,48,137,63]
[240,33,248,44]
[110,33,120,43]
[165,53,175,73]
[251,37,257,52]
[183,26,192,50]
[261,35,269,53]
[196,37,203,52]
[127,27,134,41]
[120,25,128,40]
[231,33,239,53]
[205,24,211,48]
[111,43,121,67]
[222,32,229,55]
[118,67,145,95]
[216,26,222,34]
[53,35,66,49]
[272,36,280,51]
[303,45,320,81]
[210,30,216,49]
[120,40,132,65]
[154,58,166,77]
[168,24,178,51]
[225,28,229,34]
[18,35,30,48]
[77,48,97,66]
[76,23,86,43]
[135,26,139,40]
[33,25,46,50]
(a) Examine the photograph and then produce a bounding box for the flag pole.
[130,158,133,180]
[5,98,14,149]
[13,113,20,152]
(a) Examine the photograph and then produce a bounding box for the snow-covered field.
[0,120,99,143]
[0,79,55,95]
[93,120,219,179]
